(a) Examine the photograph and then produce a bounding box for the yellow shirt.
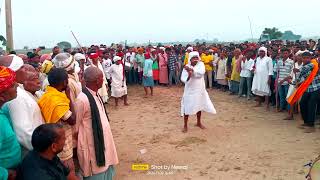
[184,52,189,65]
[201,54,214,71]
[230,57,240,82]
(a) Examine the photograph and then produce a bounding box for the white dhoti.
[180,61,216,116]
[251,56,273,97]
[109,64,128,98]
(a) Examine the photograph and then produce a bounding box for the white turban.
[187,51,201,64]
[258,47,267,54]
[74,53,86,61]
[295,50,311,56]
[52,53,75,71]
[113,56,122,62]
[8,55,24,72]
[159,47,165,51]
[186,47,193,51]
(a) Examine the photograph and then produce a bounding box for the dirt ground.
[106,85,320,180]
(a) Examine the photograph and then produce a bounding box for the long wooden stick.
[71,30,86,54]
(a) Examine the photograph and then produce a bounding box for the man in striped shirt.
[276,48,294,112]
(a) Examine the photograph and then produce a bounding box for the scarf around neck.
[82,87,106,167]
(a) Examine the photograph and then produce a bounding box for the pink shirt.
[75,89,118,177]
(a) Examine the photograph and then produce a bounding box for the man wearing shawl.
[180,52,216,133]
[52,53,83,174]
[290,52,320,133]
[76,66,118,180]
[38,68,77,177]
[0,66,21,180]
[109,56,129,107]
[251,47,274,110]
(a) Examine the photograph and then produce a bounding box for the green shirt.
[0,105,21,180]
[135,54,145,68]
[152,57,159,70]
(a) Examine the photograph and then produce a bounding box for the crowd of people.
[0,38,320,180]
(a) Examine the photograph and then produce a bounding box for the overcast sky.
[0,0,319,49]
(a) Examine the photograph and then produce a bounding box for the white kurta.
[180,62,216,116]
[216,58,227,80]
[251,56,273,96]
[6,85,44,150]
[109,64,128,98]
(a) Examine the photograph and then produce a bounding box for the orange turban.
[138,48,144,53]
[0,66,16,92]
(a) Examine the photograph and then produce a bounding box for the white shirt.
[7,85,44,150]
[290,62,303,83]
[102,58,113,79]
[240,58,254,78]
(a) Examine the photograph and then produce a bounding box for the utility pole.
[5,0,13,50]
[248,16,254,42]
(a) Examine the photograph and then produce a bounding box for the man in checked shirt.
[297,52,320,133]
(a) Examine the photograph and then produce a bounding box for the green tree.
[57,41,72,49]
[0,35,7,46]
[261,27,283,40]
[280,30,301,41]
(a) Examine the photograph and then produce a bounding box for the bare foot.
[182,127,188,133]
[253,104,262,107]
[124,103,129,106]
[195,124,206,129]
[283,116,293,120]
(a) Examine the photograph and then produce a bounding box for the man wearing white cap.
[109,56,129,107]
[251,47,274,110]
[184,46,193,65]
[52,53,81,103]
[180,51,216,133]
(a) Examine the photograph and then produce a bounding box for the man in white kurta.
[181,51,216,133]
[251,47,273,109]
[6,65,44,155]
[109,56,129,107]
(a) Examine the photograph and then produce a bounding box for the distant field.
[15,49,52,55]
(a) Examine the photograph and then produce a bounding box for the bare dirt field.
[107,85,320,180]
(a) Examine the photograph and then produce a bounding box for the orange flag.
[287,59,319,106]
